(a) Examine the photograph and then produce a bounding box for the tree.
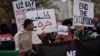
[0,0,15,19]
[0,0,16,24]
[0,0,59,24]
[36,0,60,11]
[91,0,100,17]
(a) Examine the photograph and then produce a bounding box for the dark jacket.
[95,21,100,34]
[9,24,17,36]
[75,30,91,40]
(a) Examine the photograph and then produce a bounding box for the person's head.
[94,16,100,22]
[23,19,34,31]
[75,23,84,31]
[87,27,94,34]
[11,19,16,24]
[62,19,72,30]
[76,26,82,31]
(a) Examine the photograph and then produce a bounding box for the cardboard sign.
[26,9,57,34]
[13,0,36,30]
[18,32,32,52]
[58,25,68,35]
[73,0,94,27]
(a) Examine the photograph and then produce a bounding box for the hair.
[23,19,33,28]
[62,18,72,26]
[0,24,10,34]
[95,15,100,18]
[87,27,94,31]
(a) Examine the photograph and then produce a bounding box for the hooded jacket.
[14,28,42,51]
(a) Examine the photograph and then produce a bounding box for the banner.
[18,32,32,52]
[73,0,94,26]
[0,51,19,56]
[57,25,68,35]
[13,0,36,30]
[31,39,100,56]
[26,9,57,34]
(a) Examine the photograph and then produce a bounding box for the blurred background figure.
[0,24,14,50]
[54,19,75,43]
[94,16,100,34]
[75,24,91,40]
[87,27,99,38]
[9,18,17,37]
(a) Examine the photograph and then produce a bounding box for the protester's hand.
[39,31,49,38]
[73,37,79,40]
[0,39,1,45]
[41,31,47,37]
[10,35,14,41]
[81,25,84,31]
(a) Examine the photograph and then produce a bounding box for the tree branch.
[0,0,9,11]
[0,4,8,13]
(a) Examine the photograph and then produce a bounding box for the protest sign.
[58,25,68,35]
[26,9,57,34]
[18,32,32,52]
[73,0,94,27]
[13,0,36,30]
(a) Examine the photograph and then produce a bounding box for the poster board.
[73,0,94,27]
[26,9,57,34]
[13,0,36,30]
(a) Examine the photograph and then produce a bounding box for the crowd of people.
[0,16,100,50]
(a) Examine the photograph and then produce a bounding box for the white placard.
[73,0,94,27]
[26,9,57,34]
[58,25,68,35]
[13,0,36,30]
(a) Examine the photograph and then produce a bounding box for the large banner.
[18,32,32,52]
[26,9,57,34]
[13,0,36,30]
[73,0,94,26]
[30,39,100,56]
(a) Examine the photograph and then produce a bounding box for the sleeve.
[54,35,61,43]
[32,33,42,44]
[14,33,19,51]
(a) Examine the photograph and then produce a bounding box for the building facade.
[51,0,91,21]
[50,0,73,21]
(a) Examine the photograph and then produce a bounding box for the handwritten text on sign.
[73,0,94,26]
[26,9,57,34]
[13,0,36,29]
[38,21,52,30]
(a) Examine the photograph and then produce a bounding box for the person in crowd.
[94,16,100,34]
[0,24,14,50]
[87,27,99,38]
[50,32,57,43]
[75,23,91,40]
[39,32,52,44]
[14,19,42,51]
[9,18,17,36]
[54,19,76,43]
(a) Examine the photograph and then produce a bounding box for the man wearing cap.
[14,19,42,51]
